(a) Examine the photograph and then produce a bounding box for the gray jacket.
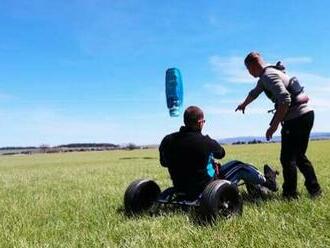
[248,67,312,121]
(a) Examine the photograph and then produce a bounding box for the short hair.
[184,106,204,127]
[244,52,261,67]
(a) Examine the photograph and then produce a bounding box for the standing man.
[235,52,322,199]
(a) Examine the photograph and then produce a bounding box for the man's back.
[159,126,225,198]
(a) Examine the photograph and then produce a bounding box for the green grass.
[0,141,329,247]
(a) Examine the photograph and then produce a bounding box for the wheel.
[199,179,243,222]
[124,179,161,215]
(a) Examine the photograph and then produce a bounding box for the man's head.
[244,52,265,78]
[184,106,205,130]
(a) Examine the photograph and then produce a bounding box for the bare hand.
[235,103,246,114]
[266,125,278,141]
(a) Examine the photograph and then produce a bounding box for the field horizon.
[0,140,329,247]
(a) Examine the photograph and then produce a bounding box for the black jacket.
[159,126,225,197]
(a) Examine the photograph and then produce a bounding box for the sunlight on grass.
[0,141,329,247]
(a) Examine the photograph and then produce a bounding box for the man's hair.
[244,52,261,67]
[184,106,204,127]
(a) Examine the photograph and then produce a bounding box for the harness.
[265,62,309,115]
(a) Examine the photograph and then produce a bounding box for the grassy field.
[0,141,329,247]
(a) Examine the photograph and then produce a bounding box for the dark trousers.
[280,111,320,195]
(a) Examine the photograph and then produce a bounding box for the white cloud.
[204,84,230,95]
[206,106,266,115]
[0,106,169,146]
[282,57,313,64]
[209,55,254,84]
[209,55,317,85]
[0,108,121,146]
[309,98,330,111]
[293,72,330,87]
[293,71,330,112]
[0,92,14,101]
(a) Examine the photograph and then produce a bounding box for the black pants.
[280,111,320,195]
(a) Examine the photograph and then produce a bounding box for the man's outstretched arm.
[236,81,263,113]
[235,95,255,114]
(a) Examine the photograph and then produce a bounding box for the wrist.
[270,122,279,129]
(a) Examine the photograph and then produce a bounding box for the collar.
[179,126,201,133]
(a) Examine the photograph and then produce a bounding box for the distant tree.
[232,141,246,145]
[126,143,139,150]
[40,144,50,153]
[56,143,119,148]
[247,139,263,144]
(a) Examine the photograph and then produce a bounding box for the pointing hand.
[235,103,246,114]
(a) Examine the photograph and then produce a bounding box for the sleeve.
[159,136,169,167]
[248,80,264,99]
[206,135,225,159]
[264,72,291,105]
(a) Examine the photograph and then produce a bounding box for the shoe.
[309,188,322,199]
[263,164,279,192]
[282,191,299,200]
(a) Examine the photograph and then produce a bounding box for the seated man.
[159,106,277,199]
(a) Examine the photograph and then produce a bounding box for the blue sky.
[0,0,330,146]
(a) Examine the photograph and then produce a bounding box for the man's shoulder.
[161,131,180,143]
[165,130,181,138]
[203,134,220,145]
[203,134,216,140]
[161,128,217,143]
[262,67,289,81]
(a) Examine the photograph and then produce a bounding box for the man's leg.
[220,161,266,186]
[294,112,321,196]
[280,123,298,198]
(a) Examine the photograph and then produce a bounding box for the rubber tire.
[199,179,243,222]
[124,179,161,215]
